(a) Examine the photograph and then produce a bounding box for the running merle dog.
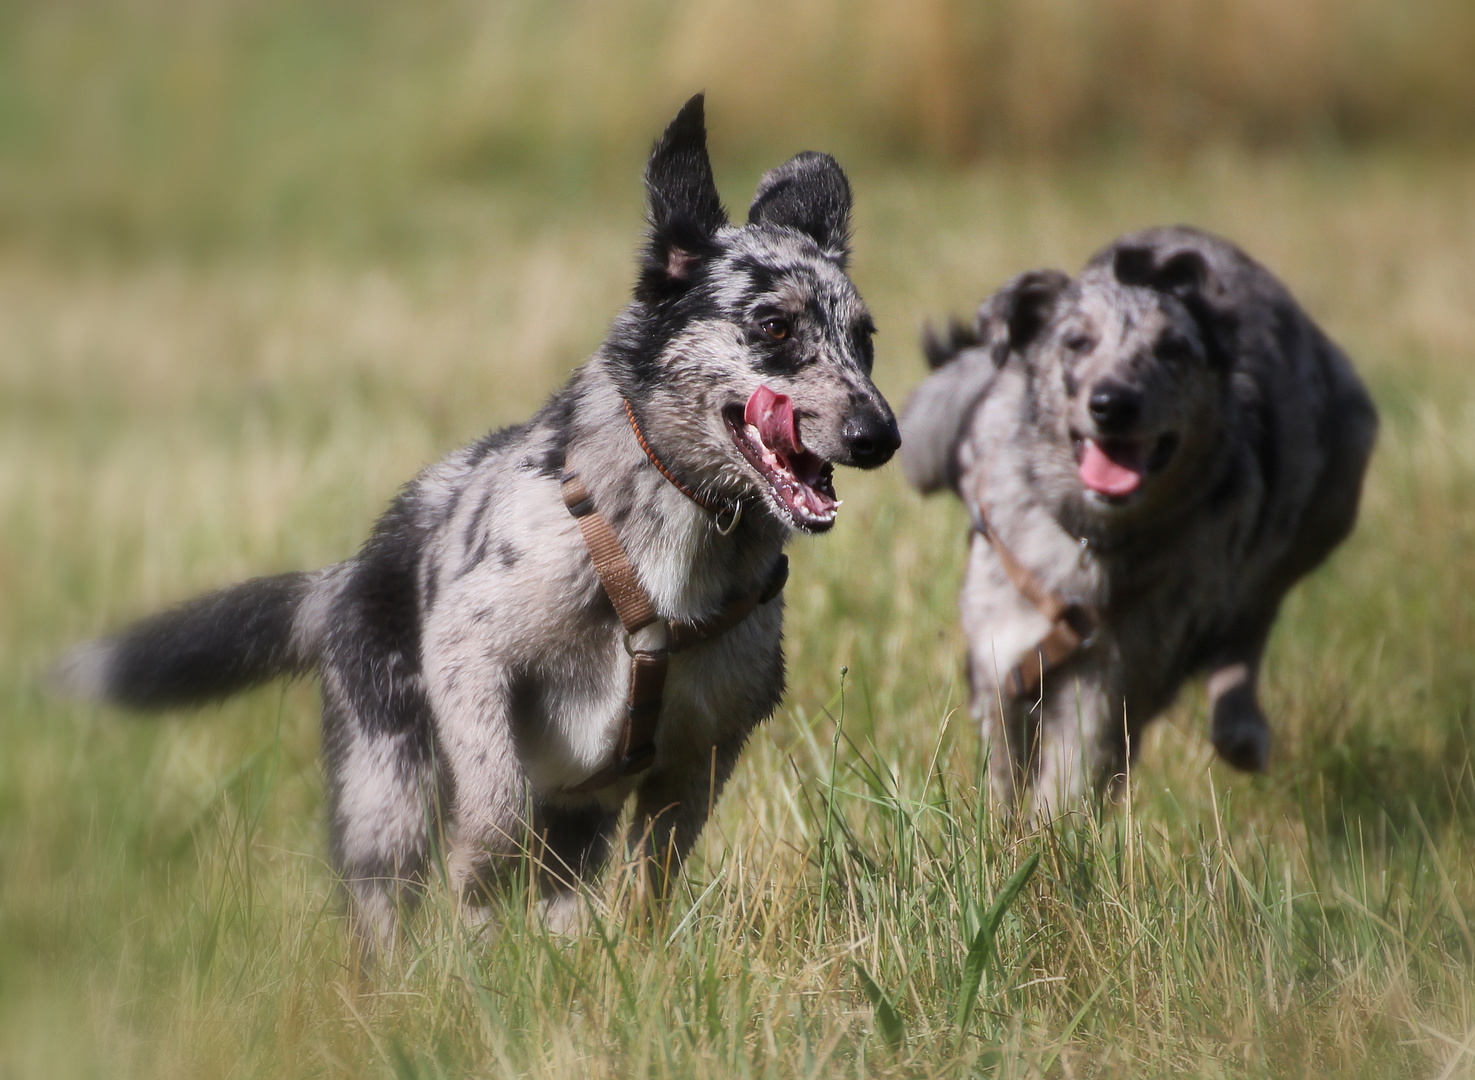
[55,95,899,950]
[902,227,1375,816]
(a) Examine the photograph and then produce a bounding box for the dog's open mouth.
[1074,432,1180,499]
[724,386,839,532]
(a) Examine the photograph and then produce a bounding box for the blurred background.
[3,0,1474,255]
[3,2,1474,1077]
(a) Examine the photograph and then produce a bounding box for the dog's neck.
[561,364,788,623]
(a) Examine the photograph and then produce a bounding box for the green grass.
[3,151,1475,1077]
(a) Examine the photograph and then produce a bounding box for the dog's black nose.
[1088,383,1143,433]
[842,410,901,469]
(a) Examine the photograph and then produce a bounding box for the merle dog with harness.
[901,227,1376,816]
[54,95,899,950]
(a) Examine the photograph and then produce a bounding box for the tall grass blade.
[953,851,1041,1036]
[853,962,905,1053]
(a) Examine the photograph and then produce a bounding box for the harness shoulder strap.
[975,506,1100,702]
[559,472,785,794]
[562,473,657,633]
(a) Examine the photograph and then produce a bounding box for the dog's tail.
[922,318,983,370]
[50,568,341,710]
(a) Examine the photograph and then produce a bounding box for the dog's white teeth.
[733,417,838,527]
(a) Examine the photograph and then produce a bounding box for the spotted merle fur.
[54,94,899,953]
[902,226,1377,816]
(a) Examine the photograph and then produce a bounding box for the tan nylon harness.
[973,507,1101,702]
[558,427,787,794]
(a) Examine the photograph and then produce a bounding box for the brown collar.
[972,505,1100,702]
[622,398,743,534]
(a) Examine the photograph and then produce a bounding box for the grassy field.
[4,142,1475,1076]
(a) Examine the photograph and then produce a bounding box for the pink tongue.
[1078,439,1143,497]
[744,385,802,456]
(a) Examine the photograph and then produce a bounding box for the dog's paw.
[1207,663,1271,773]
[1212,721,1270,773]
[537,892,588,936]
[1209,690,1271,773]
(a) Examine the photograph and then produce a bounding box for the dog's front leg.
[1039,669,1128,816]
[1199,611,1274,773]
[627,734,748,903]
[978,694,1042,813]
[1206,651,1271,773]
[529,800,621,933]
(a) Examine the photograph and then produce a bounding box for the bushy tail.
[51,571,331,710]
[922,317,983,370]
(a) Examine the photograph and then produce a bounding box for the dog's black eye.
[1064,332,1094,353]
[761,317,791,341]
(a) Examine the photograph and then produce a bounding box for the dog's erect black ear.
[639,94,729,301]
[747,152,852,261]
[1114,245,1236,368]
[976,269,1070,362]
[1113,245,1208,299]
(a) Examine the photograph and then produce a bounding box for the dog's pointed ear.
[639,94,729,302]
[976,269,1071,363]
[747,152,852,262]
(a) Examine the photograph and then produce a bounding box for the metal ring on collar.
[714,500,743,536]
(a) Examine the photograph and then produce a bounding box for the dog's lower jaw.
[754,483,838,534]
[723,403,840,533]
[1059,469,1209,555]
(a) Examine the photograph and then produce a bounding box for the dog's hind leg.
[321,666,439,958]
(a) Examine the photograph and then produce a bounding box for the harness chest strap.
[560,472,787,794]
[973,507,1100,701]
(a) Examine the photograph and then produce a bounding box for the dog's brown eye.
[761,318,790,341]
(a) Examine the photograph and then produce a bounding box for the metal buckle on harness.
[1062,603,1100,651]
[623,618,670,657]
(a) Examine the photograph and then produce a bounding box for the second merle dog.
[902,227,1375,816]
